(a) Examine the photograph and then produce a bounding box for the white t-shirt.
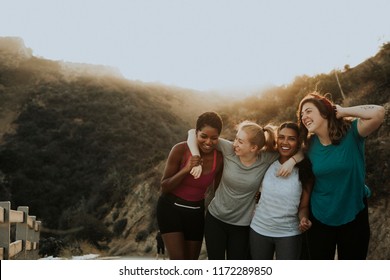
[250,160,302,237]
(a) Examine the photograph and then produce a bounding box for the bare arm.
[277,149,304,177]
[298,179,313,232]
[187,129,203,178]
[160,143,201,193]
[335,104,385,137]
[187,129,200,155]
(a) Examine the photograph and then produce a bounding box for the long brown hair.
[297,92,351,148]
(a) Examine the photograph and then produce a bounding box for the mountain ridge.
[0,37,388,259]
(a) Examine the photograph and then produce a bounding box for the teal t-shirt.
[308,119,366,226]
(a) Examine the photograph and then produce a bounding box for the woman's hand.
[299,217,312,232]
[188,156,203,179]
[190,165,202,179]
[333,104,344,119]
[277,157,295,177]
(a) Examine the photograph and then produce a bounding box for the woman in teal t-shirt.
[297,92,385,260]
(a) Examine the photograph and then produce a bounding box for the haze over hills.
[0,37,389,259]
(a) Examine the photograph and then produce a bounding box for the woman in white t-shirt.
[249,122,314,259]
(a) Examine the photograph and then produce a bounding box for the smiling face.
[196,125,219,154]
[233,129,256,157]
[277,127,299,162]
[301,101,328,134]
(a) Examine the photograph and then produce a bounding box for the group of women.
[156,92,385,260]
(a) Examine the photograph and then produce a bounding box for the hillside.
[0,37,224,233]
[0,37,389,259]
[102,43,390,260]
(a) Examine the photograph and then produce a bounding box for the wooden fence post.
[0,202,42,260]
[16,206,29,259]
[34,220,41,258]
[27,216,37,259]
[0,201,11,260]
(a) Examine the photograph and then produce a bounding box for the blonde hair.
[237,121,276,152]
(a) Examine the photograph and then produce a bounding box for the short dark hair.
[196,112,223,134]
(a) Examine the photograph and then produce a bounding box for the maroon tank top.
[171,147,218,201]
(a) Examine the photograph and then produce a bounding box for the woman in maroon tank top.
[157,112,224,259]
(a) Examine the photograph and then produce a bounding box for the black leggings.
[249,228,302,260]
[204,210,250,260]
[307,203,370,260]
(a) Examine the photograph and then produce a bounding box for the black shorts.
[156,193,205,241]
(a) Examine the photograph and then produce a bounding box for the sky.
[1,0,390,93]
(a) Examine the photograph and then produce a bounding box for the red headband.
[320,97,334,114]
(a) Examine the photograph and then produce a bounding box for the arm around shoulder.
[160,143,192,193]
[187,129,200,156]
[277,149,304,177]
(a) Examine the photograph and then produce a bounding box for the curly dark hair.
[196,111,223,134]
